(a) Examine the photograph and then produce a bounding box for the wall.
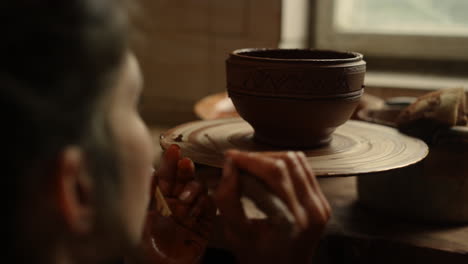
[133,0,282,126]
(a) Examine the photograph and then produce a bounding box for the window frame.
[314,0,468,61]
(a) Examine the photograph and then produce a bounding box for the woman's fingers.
[214,157,248,230]
[165,198,191,218]
[187,195,216,238]
[172,157,196,197]
[156,144,182,196]
[262,151,327,229]
[265,151,330,230]
[225,150,307,229]
[238,171,296,235]
[262,152,312,199]
[296,152,331,221]
[178,180,204,205]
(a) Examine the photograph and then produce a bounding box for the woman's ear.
[54,146,94,235]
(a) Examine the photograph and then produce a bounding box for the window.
[315,0,468,61]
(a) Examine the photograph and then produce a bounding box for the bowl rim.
[230,48,364,63]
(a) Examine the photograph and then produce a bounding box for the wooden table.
[307,177,468,264]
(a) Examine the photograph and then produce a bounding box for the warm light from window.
[334,0,468,36]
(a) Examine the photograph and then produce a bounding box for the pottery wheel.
[160,118,428,177]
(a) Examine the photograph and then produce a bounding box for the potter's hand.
[130,144,216,264]
[214,150,331,264]
[155,144,215,239]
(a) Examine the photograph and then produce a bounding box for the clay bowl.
[229,90,362,148]
[226,48,366,99]
[225,48,366,148]
[193,92,383,121]
[357,107,468,224]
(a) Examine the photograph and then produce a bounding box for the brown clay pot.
[225,48,366,148]
[229,90,362,148]
[357,107,468,223]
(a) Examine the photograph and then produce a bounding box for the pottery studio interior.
[7,0,468,264]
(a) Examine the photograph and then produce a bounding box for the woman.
[5,0,330,263]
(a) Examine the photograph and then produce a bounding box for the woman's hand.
[130,144,216,264]
[155,145,215,240]
[214,150,331,264]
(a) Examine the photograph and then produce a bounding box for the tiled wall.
[133,0,282,125]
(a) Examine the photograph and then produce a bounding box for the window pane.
[335,0,468,36]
